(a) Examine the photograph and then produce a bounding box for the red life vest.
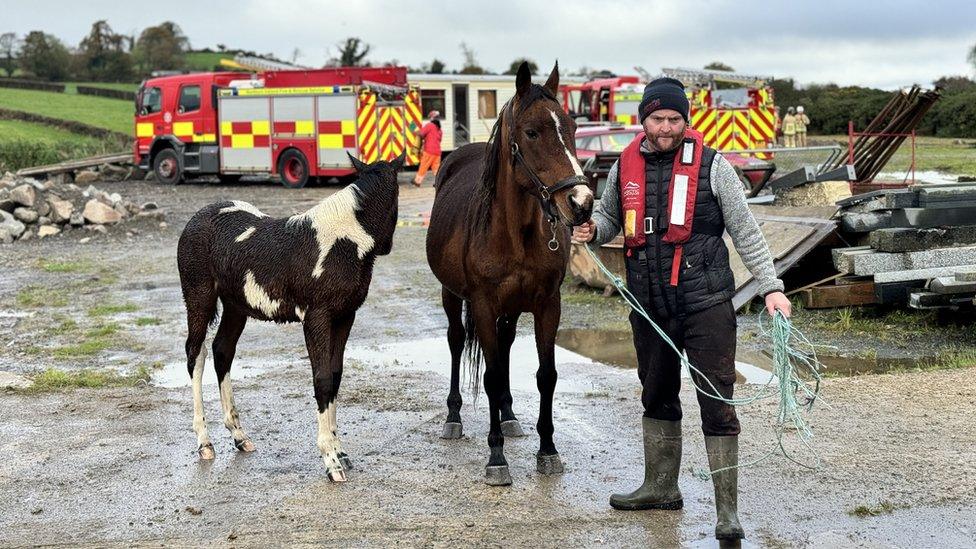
[618,129,705,287]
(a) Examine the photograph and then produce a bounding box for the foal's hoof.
[327,467,347,483]
[338,452,353,470]
[485,465,512,486]
[500,419,525,437]
[234,438,256,453]
[536,452,565,475]
[441,422,463,439]
[197,443,215,461]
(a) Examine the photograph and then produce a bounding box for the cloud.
[4,0,975,88]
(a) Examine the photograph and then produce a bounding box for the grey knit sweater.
[591,152,785,297]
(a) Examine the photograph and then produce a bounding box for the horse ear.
[516,61,532,96]
[392,152,406,172]
[544,60,559,96]
[347,152,368,173]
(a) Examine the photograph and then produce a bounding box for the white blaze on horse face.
[548,109,594,208]
[243,270,281,317]
[317,401,345,480]
[287,185,375,278]
[549,109,584,177]
[191,347,211,450]
[219,201,269,218]
[235,227,256,242]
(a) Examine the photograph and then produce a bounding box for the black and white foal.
[177,153,402,482]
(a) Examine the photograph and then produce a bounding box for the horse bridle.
[507,103,589,252]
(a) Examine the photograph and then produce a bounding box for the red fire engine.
[133,67,422,188]
[560,68,778,154]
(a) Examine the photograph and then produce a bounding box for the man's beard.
[648,127,685,152]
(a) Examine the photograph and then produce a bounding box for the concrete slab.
[875,264,976,283]
[869,226,976,253]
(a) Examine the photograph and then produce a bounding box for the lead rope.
[581,244,825,478]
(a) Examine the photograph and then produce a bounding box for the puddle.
[556,328,775,385]
[152,356,294,388]
[876,170,961,185]
[346,336,597,393]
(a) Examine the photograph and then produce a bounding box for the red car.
[574,124,771,192]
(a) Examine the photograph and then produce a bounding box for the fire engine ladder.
[230,55,310,72]
[661,67,772,88]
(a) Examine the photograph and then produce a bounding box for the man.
[412,110,443,187]
[795,105,810,147]
[782,106,797,148]
[572,77,791,542]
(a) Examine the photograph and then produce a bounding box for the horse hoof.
[338,452,353,470]
[485,465,512,486]
[198,444,215,461]
[536,452,564,475]
[441,422,463,439]
[234,438,256,453]
[327,468,347,483]
[500,420,525,437]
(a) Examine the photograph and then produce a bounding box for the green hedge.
[0,139,113,172]
[770,79,975,138]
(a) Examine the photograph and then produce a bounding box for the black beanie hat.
[638,77,689,123]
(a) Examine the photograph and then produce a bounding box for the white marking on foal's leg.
[317,401,345,481]
[192,347,214,459]
[295,307,305,321]
[243,270,281,317]
[219,376,254,452]
[235,226,256,242]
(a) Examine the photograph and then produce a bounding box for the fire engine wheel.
[279,150,309,189]
[152,148,183,185]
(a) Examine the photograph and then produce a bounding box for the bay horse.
[177,153,403,482]
[426,62,594,485]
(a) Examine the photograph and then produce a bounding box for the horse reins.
[506,99,589,252]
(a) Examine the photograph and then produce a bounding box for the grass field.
[0,119,103,145]
[0,87,132,134]
[818,134,976,176]
[185,51,234,71]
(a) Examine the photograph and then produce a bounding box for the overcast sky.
[5,0,975,89]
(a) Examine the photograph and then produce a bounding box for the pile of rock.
[0,172,164,244]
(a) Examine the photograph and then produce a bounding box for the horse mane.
[475,83,558,232]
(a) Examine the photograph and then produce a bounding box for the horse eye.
[525,129,539,140]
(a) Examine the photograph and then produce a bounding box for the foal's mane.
[474,83,558,231]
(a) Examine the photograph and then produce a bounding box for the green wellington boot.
[609,417,683,510]
[705,435,745,541]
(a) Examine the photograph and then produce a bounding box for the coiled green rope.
[581,245,824,477]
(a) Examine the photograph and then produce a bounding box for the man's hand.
[572,220,596,243]
[764,291,792,318]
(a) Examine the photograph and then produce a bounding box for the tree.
[328,37,370,67]
[0,32,19,77]
[429,58,445,74]
[19,31,71,81]
[933,75,976,94]
[133,22,189,76]
[77,20,133,82]
[505,58,538,76]
[704,61,734,72]
[969,43,976,72]
[459,42,485,74]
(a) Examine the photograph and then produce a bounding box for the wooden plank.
[801,281,876,309]
[15,152,132,177]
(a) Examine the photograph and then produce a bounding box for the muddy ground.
[1,174,975,548]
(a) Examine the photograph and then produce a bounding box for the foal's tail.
[462,300,482,396]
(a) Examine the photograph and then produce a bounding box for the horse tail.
[462,300,482,396]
